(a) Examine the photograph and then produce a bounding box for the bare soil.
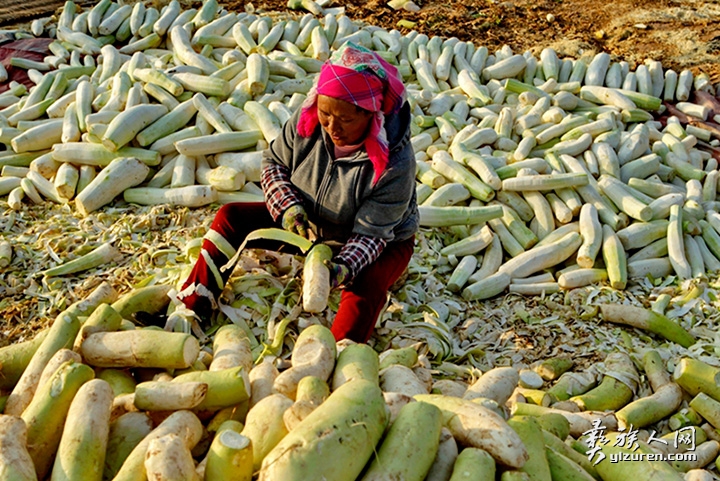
[0,0,64,27]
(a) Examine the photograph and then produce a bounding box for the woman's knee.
[211,202,268,235]
[210,204,232,233]
[213,203,241,226]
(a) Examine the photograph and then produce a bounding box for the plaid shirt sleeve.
[261,162,304,221]
[336,234,387,280]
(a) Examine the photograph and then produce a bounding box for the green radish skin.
[545,447,596,481]
[72,303,124,351]
[535,413,570,441]
[360,401,443,481]
[0,330,48,390]
[507,416,552,481]
[295,375,330,406]
[103,413,153,481]
[5,309,82,416]
[570,352,636,411]
[133,381,208,411]
[674,358,720,401]
[204,423,253,481]
[97,368,136,397]
[594,434,683,481]
[21,361,95,480]
[598,304,695,348]
[616,383,683,430]
[601,224,627,290]
[448,447,496,481]
[332,343,379,390]
[36,349,82,395]
[211,324,253,372]
[541,430,600,479]
[259,379,388,481]
[102,104,168,152]
[50,379,114,481]
[172,366,250,411]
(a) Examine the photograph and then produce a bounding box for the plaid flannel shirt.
[261,162,386,279]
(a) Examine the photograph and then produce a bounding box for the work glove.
[281,204,309,238]
[324,260,351,289]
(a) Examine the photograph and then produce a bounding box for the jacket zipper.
[314,158,335,219]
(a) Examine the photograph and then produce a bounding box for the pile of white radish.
[4,1,720,478]
[1,0,720,303]
[2,280,720,480]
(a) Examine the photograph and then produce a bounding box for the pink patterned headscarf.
[297,42,407,184]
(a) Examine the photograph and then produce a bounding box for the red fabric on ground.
[0,38,52,93]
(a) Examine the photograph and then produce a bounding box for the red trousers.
[180,202,414,343]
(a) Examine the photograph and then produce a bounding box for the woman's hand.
[281,204,309,238]
[324,260,350,288]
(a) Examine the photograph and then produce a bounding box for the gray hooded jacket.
[262,101,419,244]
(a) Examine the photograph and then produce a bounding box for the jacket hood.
[384,101,412,156]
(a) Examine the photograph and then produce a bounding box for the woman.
[177,42,418,343]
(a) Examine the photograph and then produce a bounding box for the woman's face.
[317,95,373,147]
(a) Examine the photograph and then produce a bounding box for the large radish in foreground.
[259,379,388,481]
